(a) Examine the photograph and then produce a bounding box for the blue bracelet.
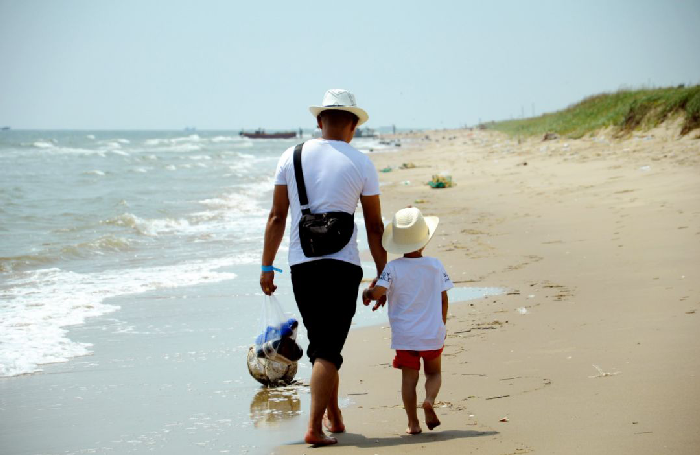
[261,265,283,273]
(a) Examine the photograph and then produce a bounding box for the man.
[260,89,386,445]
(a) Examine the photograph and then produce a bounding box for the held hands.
[260,271,277,296]
[362,277,386,312]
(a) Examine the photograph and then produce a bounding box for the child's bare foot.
[323,411,346,433]
[406,423,422,435]
[304,430,338,446]
[422,401,441,430]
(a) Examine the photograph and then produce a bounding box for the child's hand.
[372,295,386,312]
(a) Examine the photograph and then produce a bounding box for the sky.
[1,0,699,130]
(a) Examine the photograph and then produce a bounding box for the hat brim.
[381,216,439,255]
[309,105,369,126]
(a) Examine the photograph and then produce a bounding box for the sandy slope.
[277,125,700,454]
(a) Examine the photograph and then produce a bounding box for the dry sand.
[277,124,700,454]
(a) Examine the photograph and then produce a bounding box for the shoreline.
[276,126,700,454]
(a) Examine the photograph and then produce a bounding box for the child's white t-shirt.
[375,257,454,351]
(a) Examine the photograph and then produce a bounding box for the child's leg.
[422,353,442,430]
[401,367,421,434]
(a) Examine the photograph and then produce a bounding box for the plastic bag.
[254,295,302,362]
[247,295,303,386]
[255,294,295,346]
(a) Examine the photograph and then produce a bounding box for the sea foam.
[0,257,239,377]
[102,213,192,237]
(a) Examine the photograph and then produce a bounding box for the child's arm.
[441,290,449,324]
[362,285,387,311]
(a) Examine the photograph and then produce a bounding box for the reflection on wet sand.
[249,385,305,427]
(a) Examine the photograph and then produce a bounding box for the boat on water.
[1,126,10,131]
[240,129,297,139]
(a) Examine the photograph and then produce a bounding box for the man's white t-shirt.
[274,138,380,267]
[375,257,454,351]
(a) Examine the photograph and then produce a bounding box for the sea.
[0,130,501,454]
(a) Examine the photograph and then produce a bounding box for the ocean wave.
[173,134,200,143]
[198,188,266,215]
[0,235,133,272]
[98,140,122,149]
[143,134,201,147]
[231,141,254,148]
[0,254,54,273]
[102,213,191,237]
[0,257,238,377]
[61,235,133,257]
[188,154,212,160]
[224,152,272,175]
[174,143,202,152]
[29,142,107,156]
[211,136,238,143]
[84,170,106,176]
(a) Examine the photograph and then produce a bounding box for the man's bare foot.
[406,423,422,435]
[422,401,441,430]
[304,430,338,446]
[323,411,346,433]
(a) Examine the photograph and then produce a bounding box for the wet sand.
[0,270,313,455]
[277,124,700,454]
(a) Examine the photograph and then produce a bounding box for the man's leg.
[323,368,345,433]
[305,358,339,445]
[293,260,361,445]
[422,354,442,430]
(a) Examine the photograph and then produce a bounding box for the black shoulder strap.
[292,142,311,215]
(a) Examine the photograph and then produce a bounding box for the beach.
[277,125,700,454]
[1,126,698,455]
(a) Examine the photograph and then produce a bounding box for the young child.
[362,207,453,435]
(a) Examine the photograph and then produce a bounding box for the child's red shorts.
[392,347,443,370]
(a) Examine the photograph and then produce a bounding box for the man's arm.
[260,185,289,295]
[441,290,449,324]
[360,194,386,276]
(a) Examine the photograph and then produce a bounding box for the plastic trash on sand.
[247,295,303,387]
[428,173,454,188]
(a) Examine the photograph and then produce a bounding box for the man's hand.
[260,271,277,295]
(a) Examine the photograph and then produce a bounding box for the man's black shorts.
[291,259,363,370]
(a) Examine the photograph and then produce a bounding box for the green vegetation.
[489,85,700,139]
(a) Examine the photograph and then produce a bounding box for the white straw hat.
[309,89,369,126]
[382,207,439,255]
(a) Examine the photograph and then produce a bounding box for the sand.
[276,124,700,454]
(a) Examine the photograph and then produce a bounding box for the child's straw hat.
[382,207,439,254]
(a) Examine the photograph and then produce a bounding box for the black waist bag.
[293,142,354,258]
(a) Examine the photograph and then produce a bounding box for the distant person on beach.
[260,89,386,446]
[362,207,453,434]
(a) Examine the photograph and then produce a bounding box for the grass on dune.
[489,85,700,139]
